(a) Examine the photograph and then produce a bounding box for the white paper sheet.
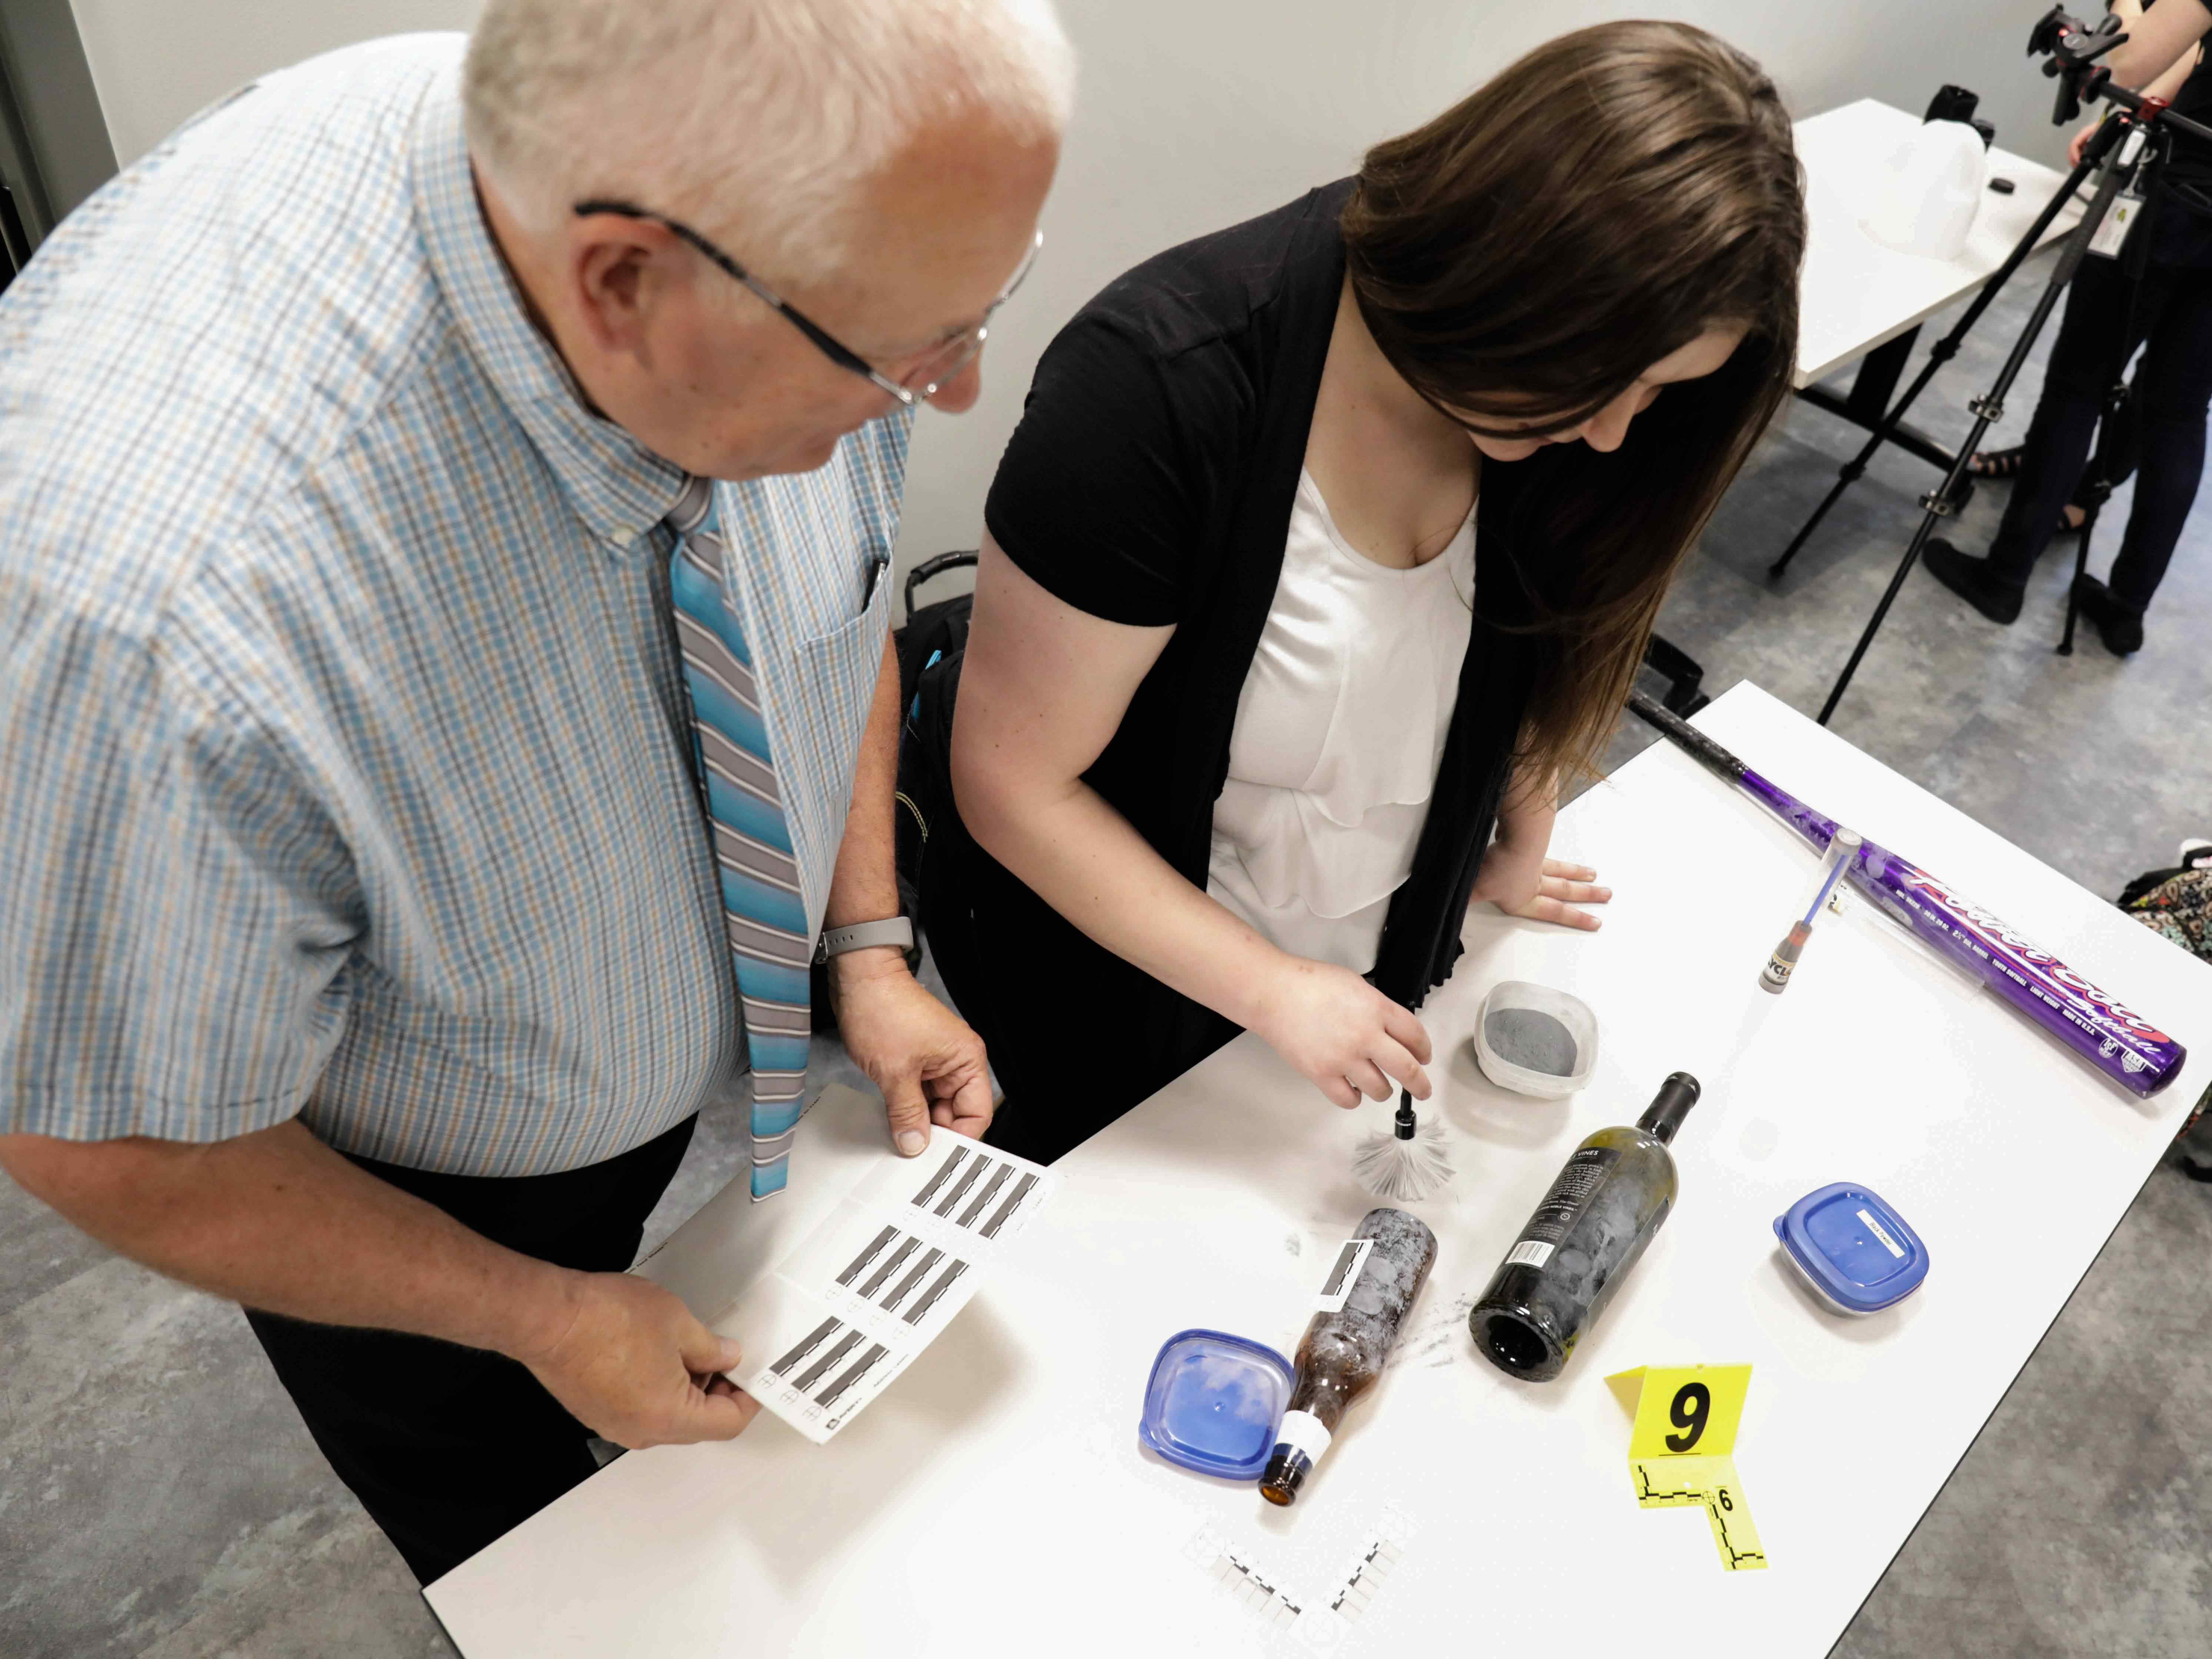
[711,1122,1058,1442]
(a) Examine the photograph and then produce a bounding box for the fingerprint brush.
[1353,1089,1455,1202]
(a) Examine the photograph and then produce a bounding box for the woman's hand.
[1470,837,1612,931]
[1249,955,1433,1109]
[1471,762,1611,930]
[2070,118,2100,167]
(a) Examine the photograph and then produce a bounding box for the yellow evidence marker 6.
[1607,1363,1766,1572]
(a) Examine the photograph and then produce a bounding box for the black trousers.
[1988,243,2212,610]
[244,1115,696,1585]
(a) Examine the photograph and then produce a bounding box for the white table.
[426,684,2208,1658]
[1795,98,2083,392]
[1775,100,2088,707]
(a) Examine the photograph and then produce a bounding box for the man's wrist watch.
[812,916,915,966]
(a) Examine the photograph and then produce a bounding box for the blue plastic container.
[1138,1328,1295,1479]
[1774,1182,1929,1315]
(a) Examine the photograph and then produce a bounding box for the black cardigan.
[926,182,1544,1143]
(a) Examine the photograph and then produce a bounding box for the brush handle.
[1626,691,2185,1098]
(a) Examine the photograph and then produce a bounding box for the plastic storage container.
[1472,981,1598,1098]
[1864,119,1986,261]
[1138,1329,1295,1479]
[1773,1182,1929,1315]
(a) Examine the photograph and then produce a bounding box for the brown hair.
[1342,20,1804,781]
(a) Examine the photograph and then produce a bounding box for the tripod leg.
[1818,149,2136,725]
[2056,505,2099,655]
[1773,143,2108,583]
[1771,465,1864,577]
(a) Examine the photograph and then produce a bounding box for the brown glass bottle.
[1258,1207,1437,1506]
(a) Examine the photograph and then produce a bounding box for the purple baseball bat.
[1628,691,2185,1099]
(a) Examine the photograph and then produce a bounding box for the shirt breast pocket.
[779,574,894,919]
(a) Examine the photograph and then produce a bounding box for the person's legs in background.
[1924,255,2176,622]
[2074,270,2212,651]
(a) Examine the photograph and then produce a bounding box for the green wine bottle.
[1468,1072,1701,1382]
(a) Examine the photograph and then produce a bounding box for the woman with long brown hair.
[917,20,1805,1164]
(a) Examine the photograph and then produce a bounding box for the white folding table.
[1794,98,2082,414]
[426,683,2209,1658]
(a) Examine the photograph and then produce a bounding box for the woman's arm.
[2145,33,2206,98]
[951,535,1433,1109]
[2103,0,2211,90]
[2068,27,2202,162]
[1468,759,1612,931]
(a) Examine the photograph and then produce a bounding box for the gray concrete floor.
[6,277,2212,1656]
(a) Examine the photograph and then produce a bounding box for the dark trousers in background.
[243,1115,697,1585]
[1988,248,2212,611]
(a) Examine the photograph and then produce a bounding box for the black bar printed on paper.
[932,1155,989,1218]
[835,1225,898,1288]
[880,1246,944,1313]
[910,1145,968,1208]
[957,1162,1015,1228]
[904,1259,969,1324]
[791,1328,865,1392]
[770,1316,843,1378]
[815,1343,890,1408]
[980,1173,1038,1240]
[858,1235,922,1298]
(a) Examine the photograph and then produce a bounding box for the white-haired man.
[0,0,1068,1583]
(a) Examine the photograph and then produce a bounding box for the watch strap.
[813,916,915,965]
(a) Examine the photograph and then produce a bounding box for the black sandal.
[1968,445,2026,478]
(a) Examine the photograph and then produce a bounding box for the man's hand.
[0,1119,763,1452]
[828,950,994,1154]
[514,1270,762,1450]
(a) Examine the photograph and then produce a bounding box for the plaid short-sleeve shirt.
[0,35,909,1176]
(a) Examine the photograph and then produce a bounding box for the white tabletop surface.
[427,683,2208,1659]
[1796,99,2085,387]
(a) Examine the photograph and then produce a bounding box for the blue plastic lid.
[1138,1328,1295,1479]
[1773,1182,1930,1314]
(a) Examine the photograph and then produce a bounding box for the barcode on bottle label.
[1313,1239,1375,1311]
[1505,1239,1554,1270]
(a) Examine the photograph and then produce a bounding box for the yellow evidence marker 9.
[1607,1363,1766,1572]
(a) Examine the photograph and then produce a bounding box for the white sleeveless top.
[1205,468,1477,971]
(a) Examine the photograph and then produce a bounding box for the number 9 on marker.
[1619,1364,1751,1461]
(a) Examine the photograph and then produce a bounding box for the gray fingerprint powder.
[1485,1007,1579,1076]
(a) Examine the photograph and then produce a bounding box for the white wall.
[69,0,2071,576]
[68,0,480,165]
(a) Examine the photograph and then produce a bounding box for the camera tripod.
[1778,7,2212,725]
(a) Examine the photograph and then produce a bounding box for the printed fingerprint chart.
[720,1132,1057,1443]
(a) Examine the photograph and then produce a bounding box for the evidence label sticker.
[1313,1239,1374,1312]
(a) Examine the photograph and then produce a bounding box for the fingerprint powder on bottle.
[1485,1007,1579,1076]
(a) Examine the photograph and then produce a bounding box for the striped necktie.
[667,478,810,1200]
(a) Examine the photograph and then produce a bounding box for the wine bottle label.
[1520,1145,1621,1247]
[1312,1238,1375,1312]
[1272,1408,1333,1465]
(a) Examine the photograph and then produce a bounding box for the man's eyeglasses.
[573,200,1041,407]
